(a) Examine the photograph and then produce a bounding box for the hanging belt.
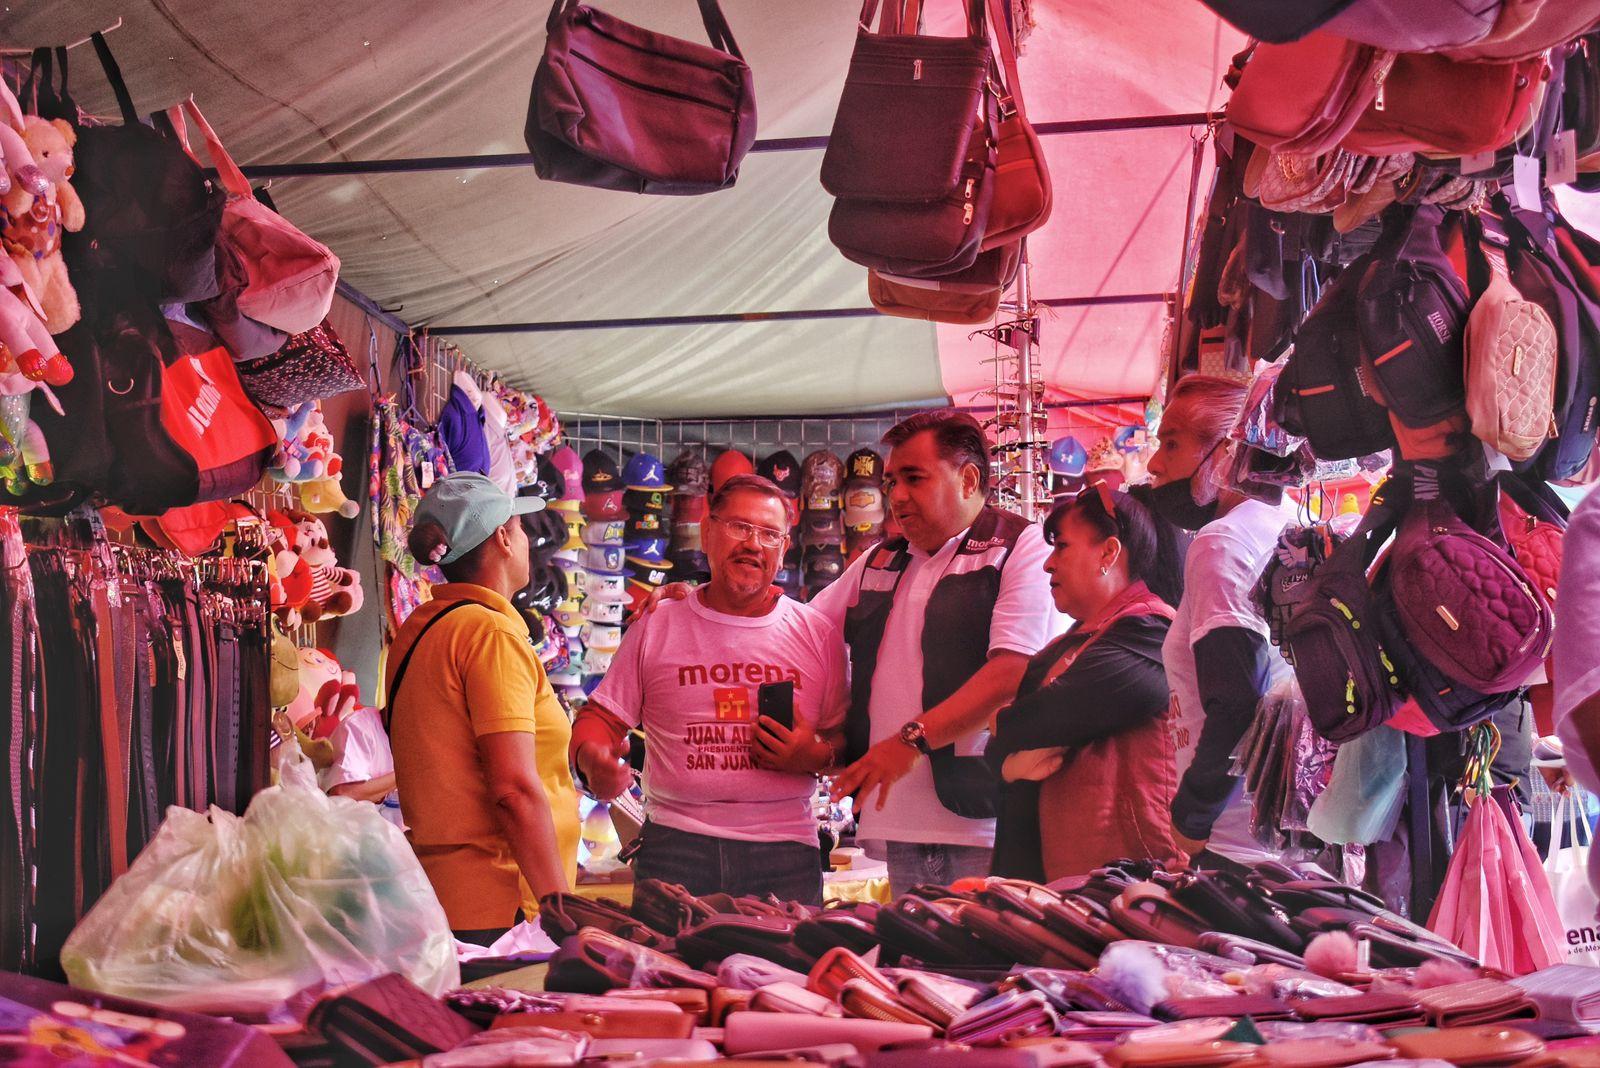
[92,585,127,878]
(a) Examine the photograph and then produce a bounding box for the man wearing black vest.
[815,412,1060,895]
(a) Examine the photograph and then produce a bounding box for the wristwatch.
[897,720,931,755]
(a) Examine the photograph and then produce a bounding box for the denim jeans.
[632,821,824,906]
[884,841,993,898]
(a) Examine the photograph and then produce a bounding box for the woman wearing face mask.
[1133,374,1296,866]
[986,483,1187,881]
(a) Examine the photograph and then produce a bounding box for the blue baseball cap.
[414,472,544,565]
[623,451,673,492]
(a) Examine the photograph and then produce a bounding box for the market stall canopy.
[1,1,1243,420]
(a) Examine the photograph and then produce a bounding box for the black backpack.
[1195,0,1356,42]
[1356,204,1471,430]
[1274,254,1395,460]
[1281,485,1403,743]
[63,33,222,305]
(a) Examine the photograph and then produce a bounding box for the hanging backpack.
[64,34,221,306]
[1387,475,1553,693]
[1357,204,1472,430]
[159,318,277,504]
[1530,206,1600,480]
[978,0,1049,251]
[1225,33,1395,156]
[823,0,997,276]
[867,271,1002,324]
[1462,211,1558,461]
[1273,254,1396,460]
[1194,0,1359,43]
[1281,485,1403,743]
[1320,0,1502,52]
[1443,0,1600,63]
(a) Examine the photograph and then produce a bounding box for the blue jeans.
[632,822,823,906]
[885,841,993,898]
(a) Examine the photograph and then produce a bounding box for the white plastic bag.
[61,755,457,1021]
[1547,790,1600,966]
[1306,725,1407,846]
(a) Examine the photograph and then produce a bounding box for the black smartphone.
[756,680,796,731]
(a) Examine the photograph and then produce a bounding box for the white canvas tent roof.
[1,0,1244,422]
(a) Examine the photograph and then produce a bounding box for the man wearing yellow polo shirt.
[388,473,580,943]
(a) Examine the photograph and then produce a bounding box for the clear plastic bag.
[1306,725,1408,845]
[61,755,457,1022]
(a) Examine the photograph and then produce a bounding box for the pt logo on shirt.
[714,687,751,721]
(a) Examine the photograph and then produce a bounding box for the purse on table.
[946,990,1059,1047]
[1412,979,1540,1028]
[1386,1024,1545,1066]
[1248,1037,1399,1068]
[305,973,482,1065]
[634,877,718,936]
[675,914,814,972]
[540,891,665,947]
[1285,990,1425,1027]
[1108,883,1209,950]
[723,1011,935,1054]
[545,927,717,994]
[1153,995,1297,1022]
[491,994,696,1039]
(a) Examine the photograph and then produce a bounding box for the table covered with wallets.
[11,859,1595,1067]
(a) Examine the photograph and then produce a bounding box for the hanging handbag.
[1388,483,1553,693]
[167,99,339,335]
[527,0,757,195]
[159,319,278,504]
[867,271,1001,324]
[823,0,998,276]
[981,0,1050,251]
[1444,0,1600,62]
[1225,33,1395,157]
[234,318,367,414]
[1194,1,1360,43]
[1340,52,1548,156]
[1461,212,1558,461]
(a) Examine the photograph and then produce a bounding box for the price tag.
[1460,149,1498,175]
[1512,154,1541,209]
[1547,128,1578,188]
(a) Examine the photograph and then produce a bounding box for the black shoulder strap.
[383,600,474,731]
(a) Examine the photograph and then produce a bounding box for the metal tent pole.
[1014,244,1042,521]
[226,111,1214,180]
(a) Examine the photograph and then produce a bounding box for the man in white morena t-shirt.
[572,473,848,905]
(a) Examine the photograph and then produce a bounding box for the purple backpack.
[1388,492,1553,693]
[1322,0,1501,52]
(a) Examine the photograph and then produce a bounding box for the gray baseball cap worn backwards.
[416,472,545,564]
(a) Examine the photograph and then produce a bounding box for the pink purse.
[168,99,339,334]
[1226,33,1395,156]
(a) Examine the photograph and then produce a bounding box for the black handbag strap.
[89,30,139,126]
[546,0,743,59]
[383,600,473,731]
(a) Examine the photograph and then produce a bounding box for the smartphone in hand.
[756,680,796,731]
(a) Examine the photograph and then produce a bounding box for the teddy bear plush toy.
[268,402,318,484]
[1,116,83,335]
[286,508,364,623]
[0,86,71,389]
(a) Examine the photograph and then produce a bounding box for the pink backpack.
[168,99,339,335]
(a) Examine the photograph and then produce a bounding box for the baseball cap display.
[801,450,846,499]
[804,546,846,591]
[674,492,709,526]
[758,450,802,498]
[551,445,584,499]
[1048,436,1088,477]
[554,599,585,629]
[582,544,627,573]
[671,521,702,553]
[582,570,630,603]
[581,449,622,494]
[624,488,671,515]
[671,549,710,581]
[584,649,616,677]
[801,510,845,546]
[583,490,626,521]
[845,447,884,486]
[626,537,672,567]
[843,483,887,526]
[667,447,710,496]
[626,512,668,539]
[582,519,627,548]
[622,451,673,492]
[556,509,584,551]
[631,561,672,587]
[532,456,566,501]
[583,622,623,654]
[710,449,755,492]
[552,546,580,570]
[414,472,545,566]
[846,521,884,557]
[584,598,625,625]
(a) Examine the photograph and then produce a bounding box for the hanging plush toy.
[1,116,83,334]
[0,85,70,386]
[267,509,315,629]
[286,509,364,623]
[300,471,359,518]
[268,402,318,483]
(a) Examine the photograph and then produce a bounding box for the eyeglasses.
[711,515,788,549]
